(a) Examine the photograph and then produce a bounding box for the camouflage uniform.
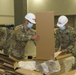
[3,28,14,55]
[0,27,7,50]
[9,24,36,59]
[55,26,76,57]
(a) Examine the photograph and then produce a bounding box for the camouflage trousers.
[9,49,25,59]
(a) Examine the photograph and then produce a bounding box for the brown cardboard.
[61,70,76,75]
[16,68,43,75]
[14,62,19,69]
[0,69,5,73]
[56,54,72,60]
[36,11,54,60]
[14,61,43,75]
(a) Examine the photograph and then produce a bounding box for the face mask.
[59,26,66,30]
[57,23,65,30]
[27,23,33,28]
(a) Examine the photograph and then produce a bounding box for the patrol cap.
[57,15,68,27]
[25,13,36,24]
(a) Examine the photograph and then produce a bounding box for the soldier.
[0,27,7,51]
[55,15,76,57]
[3,25,14,55]
[9,13,39,59]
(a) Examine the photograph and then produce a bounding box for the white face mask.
[59,26,66,30]
[57,23,65,30]
[27,23,33,28]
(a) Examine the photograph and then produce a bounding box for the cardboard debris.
[16,68,43,75]
[3,62,14,69]
[14,60,44,75]
[0,53,21,75]
[0,69,5,73]
[55,54,72,60]
[61,70,76,75]
[0,53,17,65]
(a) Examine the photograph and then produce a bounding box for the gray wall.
[27,0,76,15]
[14,0,76,27]
[14,0,27,25]
[27,0,76,27]
[0,0,14,24]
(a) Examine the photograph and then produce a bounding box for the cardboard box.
[14,60,43,75]
[36,11,55,60]
[16,68,43,75]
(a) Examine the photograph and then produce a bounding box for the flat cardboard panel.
[16,68,43,75]
[36,11,54,60]
[56,54,72,60]
[61,70,76,75]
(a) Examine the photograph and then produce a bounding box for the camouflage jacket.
[55,26,76,57]
[10,24,36,59]
[0,27,7,49]
[3,28,14,53]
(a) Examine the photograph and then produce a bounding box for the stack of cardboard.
[0,53,43,75]
[0,53,22,75]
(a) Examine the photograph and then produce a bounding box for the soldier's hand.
[31,35,40,41]
[60,50,66,55]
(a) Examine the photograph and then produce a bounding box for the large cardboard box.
[36,11,54,60]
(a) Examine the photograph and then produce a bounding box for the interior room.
[0,0,76,75]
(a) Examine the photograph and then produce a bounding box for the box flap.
[16,68,43,75]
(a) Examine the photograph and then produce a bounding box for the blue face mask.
[60,26,66,30]
[27,23,33,28]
